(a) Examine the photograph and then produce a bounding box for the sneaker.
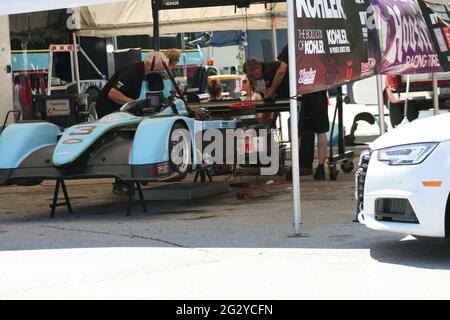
[313,166,326,180]
[112,181,130,195]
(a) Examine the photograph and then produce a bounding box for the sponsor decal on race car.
[157,162,170,175]
[69,125,97,136]
[62,138,83,145]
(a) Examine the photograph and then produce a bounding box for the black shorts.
[299,90,329,136]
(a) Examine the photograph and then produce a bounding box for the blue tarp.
[195,31,246,47]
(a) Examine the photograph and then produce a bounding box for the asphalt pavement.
[0,162,449,299]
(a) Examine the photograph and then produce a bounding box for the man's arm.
[107,88,136,106]
[385,84,401,104]
[265,62,288,99]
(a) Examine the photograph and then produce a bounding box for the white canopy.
[79,0,287,37]
[0,0,126,16]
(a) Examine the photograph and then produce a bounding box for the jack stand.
[50,179,73,218]
[126,181,147,216]
[193,166,213,183]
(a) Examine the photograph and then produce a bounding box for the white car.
[356,113,450,238]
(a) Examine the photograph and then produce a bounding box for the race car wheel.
[167,122,192,181]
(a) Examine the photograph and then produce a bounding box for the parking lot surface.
[0,164,449,299]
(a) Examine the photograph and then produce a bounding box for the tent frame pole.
[376,75,385,134]
[152,0,160,51]
[72,32,81,94]
[150,0,300,234]
[271,13,278,60]
[433,73,439,115]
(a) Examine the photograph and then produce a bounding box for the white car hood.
[370,113,450,150]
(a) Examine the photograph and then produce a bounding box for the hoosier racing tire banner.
[372,0,443,75]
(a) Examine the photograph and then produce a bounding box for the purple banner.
[371,0,443,74]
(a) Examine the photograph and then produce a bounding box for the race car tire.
[165,122,192,182]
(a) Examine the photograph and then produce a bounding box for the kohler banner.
[294,0,371,95]
[371,0,443,74]
[418,0,450,72]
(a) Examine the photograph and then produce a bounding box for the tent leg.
[433,73,439,115]
[376,75,386,134]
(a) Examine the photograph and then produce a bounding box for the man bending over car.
[95,52,169,118]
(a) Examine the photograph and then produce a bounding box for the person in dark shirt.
[244,45,329,180]
[95,52,169,195]
[243,57,290,99]
[279,45,329,180]
[95,52,169,118]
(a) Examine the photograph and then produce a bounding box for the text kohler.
[296,0,347,19]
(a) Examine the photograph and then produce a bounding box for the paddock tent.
[0,0,126,16]
[79,0,287,37]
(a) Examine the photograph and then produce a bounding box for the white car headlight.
[377,143,438,165]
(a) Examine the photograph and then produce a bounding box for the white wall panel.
[0,15,12,124]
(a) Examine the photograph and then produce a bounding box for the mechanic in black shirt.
[244,45,329,180]
[243,57,290,99]
[96,52,169,118]
[95,52,170,194]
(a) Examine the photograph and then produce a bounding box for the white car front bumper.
[357,141,450,238]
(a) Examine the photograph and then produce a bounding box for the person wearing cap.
[95,52,169,194]
[244,45,329,180]
[96,52,169,118]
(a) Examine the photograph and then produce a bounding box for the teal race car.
[0,68,237,187]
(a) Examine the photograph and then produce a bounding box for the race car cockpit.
[120,70,190,117]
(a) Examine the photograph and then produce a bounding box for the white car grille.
[355,151,371,214]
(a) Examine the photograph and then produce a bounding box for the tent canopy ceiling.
[79,0,287,37]
[0,0,126,16]
[152,0,284,10]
